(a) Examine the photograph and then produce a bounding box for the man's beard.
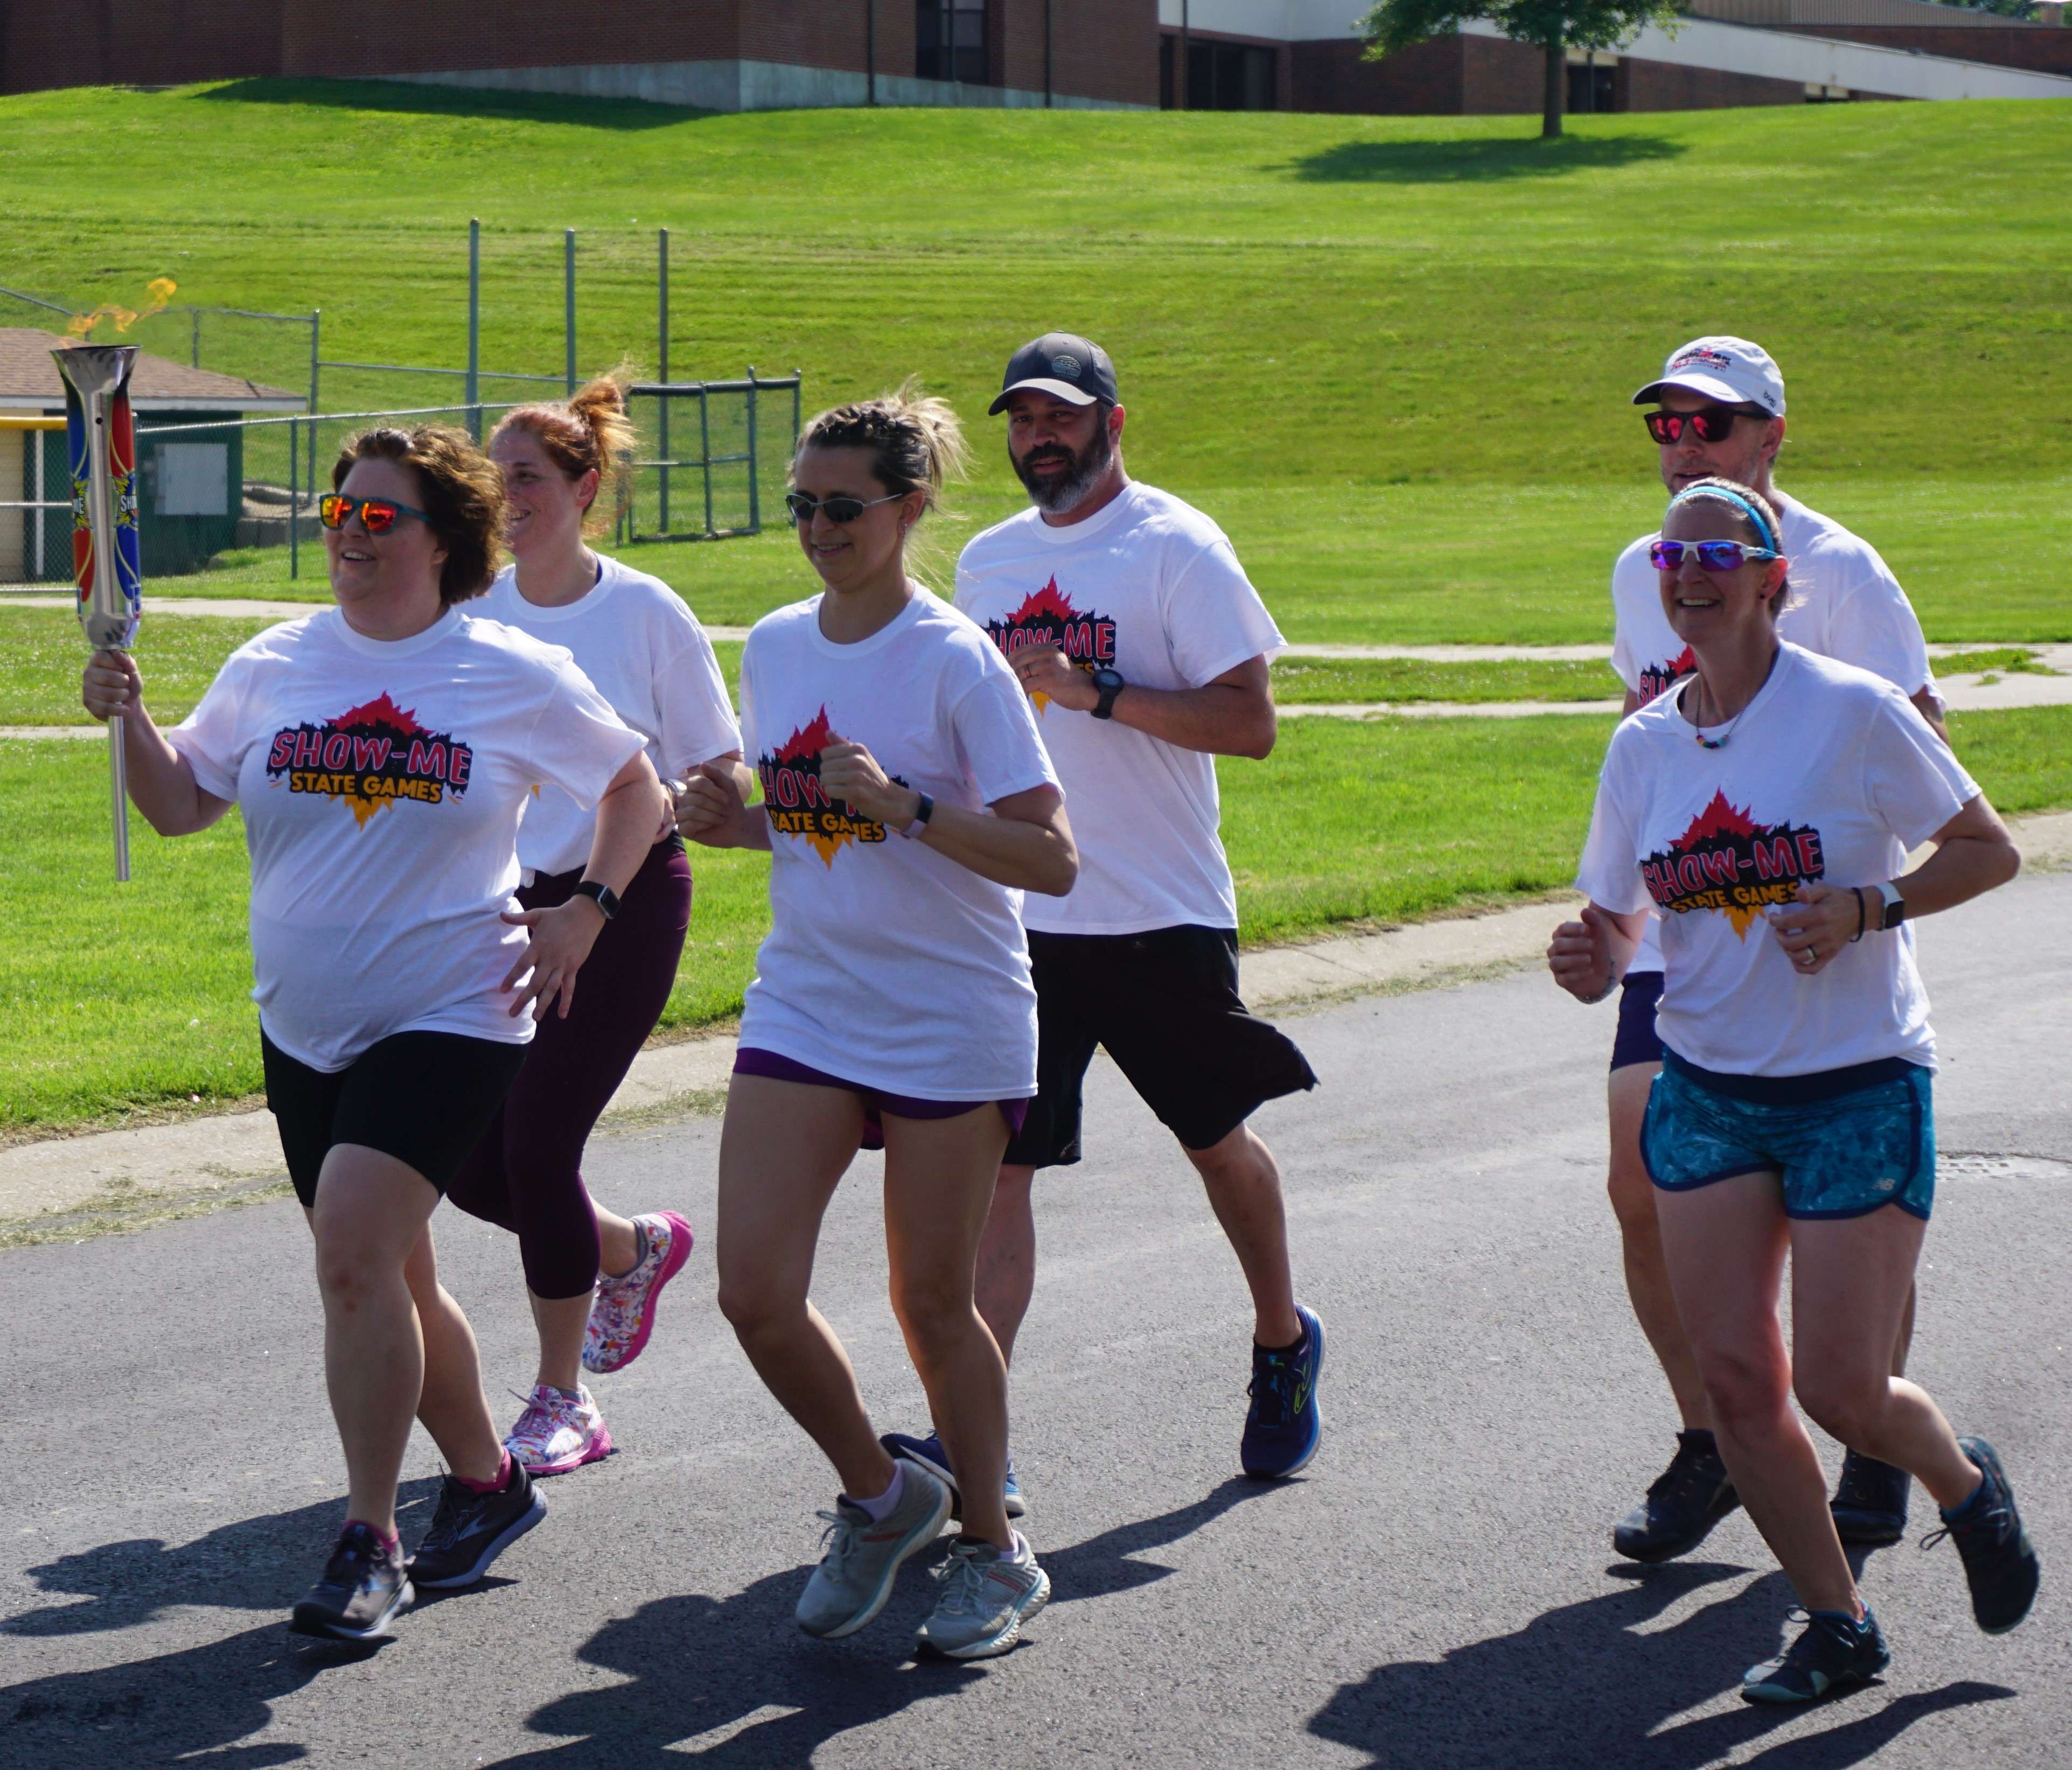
[1014,423,1113,515]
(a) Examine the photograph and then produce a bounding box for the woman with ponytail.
[446,374,746,1478]
[676,382,1076,1658]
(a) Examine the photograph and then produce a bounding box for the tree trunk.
[1543,43,1565,139]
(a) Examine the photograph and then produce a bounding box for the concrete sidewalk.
[7,807,2067,1235]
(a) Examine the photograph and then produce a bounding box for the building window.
[917,0,989,85]
[1181,40,1278,111]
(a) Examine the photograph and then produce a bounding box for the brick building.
[2,0,2067,111]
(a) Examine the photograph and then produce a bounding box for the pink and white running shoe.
[583,1210,694,1375]
[505,1383,614,1478]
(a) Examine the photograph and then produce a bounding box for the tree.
[1358,0,1688,140]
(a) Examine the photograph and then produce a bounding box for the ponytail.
[491,360,639,537]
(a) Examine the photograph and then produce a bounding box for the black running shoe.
[407,1460,547,1591]
[1613,1429,1741,1563]
[1923,1436,2040,1635]
[1830,1449,1911,1547]
[1741,1608,1889,1705]
[290,1521,413,1642]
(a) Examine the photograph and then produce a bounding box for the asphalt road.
[3,874,2068,1769]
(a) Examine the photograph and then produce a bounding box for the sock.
[1811,1607,1867,1632]
[1257,1323,1306,1355]
[550,1384,584,1404]
[457,1449,513,1495]
[603,1221,649,1282]
[845,1461,904,1521]
[1942,1466,1990,1520]
[344,1520,402,1558]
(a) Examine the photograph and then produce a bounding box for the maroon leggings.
[446,837,692,1299]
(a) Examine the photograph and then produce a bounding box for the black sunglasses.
[785,491,904,526]
[1643,406,1764,446]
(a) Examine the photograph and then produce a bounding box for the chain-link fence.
[618,374,803,544]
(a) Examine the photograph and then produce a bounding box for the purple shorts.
[732,1048,1030,1152]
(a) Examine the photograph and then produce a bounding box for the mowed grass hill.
[5,85,2071,1135]
[5,82,2070,641]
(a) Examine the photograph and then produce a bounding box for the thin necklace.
[1683,650,1778,750]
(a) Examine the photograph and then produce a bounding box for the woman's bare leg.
[713,1075,892,1501]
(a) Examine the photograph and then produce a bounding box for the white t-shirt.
[170,606,646,1072]
[955,481,1283,936]
[1575,645,1977,1078]
[483,556,738,878]
[736,589,1059,1101]
[1610,489,1939,975]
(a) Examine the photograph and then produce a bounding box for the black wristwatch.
[573,878,620,921]
[1089,667,1127,720]
[1874,880,1908,931]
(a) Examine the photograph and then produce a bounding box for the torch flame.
[65,277,179,340]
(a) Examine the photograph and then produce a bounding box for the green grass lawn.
[4,87,2069,642]
[7,703,2069,1135]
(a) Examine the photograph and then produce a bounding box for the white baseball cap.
[1633,335,1785,417]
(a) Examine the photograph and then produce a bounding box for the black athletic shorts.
[1006,924,1318,1170]
[1609,971,1666,1073]
[262,1029,529,1208]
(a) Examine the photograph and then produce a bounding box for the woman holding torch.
[80,423,664,1645]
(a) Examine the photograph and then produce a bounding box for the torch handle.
[108,711,131,883]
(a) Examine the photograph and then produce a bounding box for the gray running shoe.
[795,1458,952,1639]
[916,1533,1051,1660]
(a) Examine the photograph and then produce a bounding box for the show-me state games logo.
[759,707,902,866]
[1637,646,1695,706]
[983,577,1117,712]
[1642,790,1824,935]
[264,692,473,828]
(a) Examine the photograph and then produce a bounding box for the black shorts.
[1006,924,1318,1170]
[262,1029,529,1208]
[1609,971,1666,1073]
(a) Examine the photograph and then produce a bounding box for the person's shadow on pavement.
[1,1478,444,1638]
[1308,1561,2016,1770]
[482,1477,1283,1767]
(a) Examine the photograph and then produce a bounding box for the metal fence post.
[745,367,760,535]
[190,308,201,368]
[466,218,482,440]
[309,309,321,416]
[658,228,671,535]
[792,369,802,456]
[289,413,299,580]
[698,386,713,537]
[32,417,45,576]
[564,229,577,396]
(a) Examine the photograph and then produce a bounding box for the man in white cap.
[884,333,1325,1512]
[1601,334,1948,1565]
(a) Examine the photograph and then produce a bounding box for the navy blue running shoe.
[879,1430,1026,1520]
[1242,1305,1324,1479]
[1924,1436,2040,1635]
[1830,1449,1911,1548]
[1742,1608,1889,1705]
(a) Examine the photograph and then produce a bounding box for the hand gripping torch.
[52,343,144,881]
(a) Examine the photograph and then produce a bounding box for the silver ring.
[1797,949,1816,967]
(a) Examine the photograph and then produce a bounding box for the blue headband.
[1666,485,1780,555]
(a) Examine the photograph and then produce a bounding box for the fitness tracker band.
[573,878,620,921]
[898,792,935,840]
[1874,879,1908,931]
[1090,667,1126,720]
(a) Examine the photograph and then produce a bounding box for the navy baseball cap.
[988,333,1120,415]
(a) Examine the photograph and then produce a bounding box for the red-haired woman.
[446,377,744,1479]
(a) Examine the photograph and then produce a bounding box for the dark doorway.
[1567,61,1617,114]
[1183,40,1278,110]
[917,0,989,85]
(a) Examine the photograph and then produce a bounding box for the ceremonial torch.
[53,342,143,881]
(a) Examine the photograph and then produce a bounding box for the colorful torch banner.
[53,342,143,881]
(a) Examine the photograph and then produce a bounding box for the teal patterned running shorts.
[1642,1053,1935,1222]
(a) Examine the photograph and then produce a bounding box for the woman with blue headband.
[1548,477,2036,1703]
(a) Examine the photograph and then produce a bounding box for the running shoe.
[407,1460,547,1590]
[505,1383,614,1478]
[1923,1436,2040,1635]
[1741,1608,1889,1704]
[795,1457,952,1640]
[879,1430,1028,1520]
[916,1532,1051,1660]
[1241,1305,1325,1479]
[1614,1429,1741,1563]
[1830,1449,1911,1547]
[584,1210,695,1375]
[290,1522,413,1643]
